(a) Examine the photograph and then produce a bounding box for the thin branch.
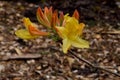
[49,46,120,77]
[69,50,120,77]
[0,54,42,61]
[96,30,120,35]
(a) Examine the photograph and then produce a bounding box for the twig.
[0,54,42,61]
[96,31,120,35]
[49,47,120,77]
[69,50,120,77]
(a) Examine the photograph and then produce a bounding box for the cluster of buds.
[15,6,89,53]
[37,7,79,30]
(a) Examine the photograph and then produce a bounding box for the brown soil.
[0,0,120,80]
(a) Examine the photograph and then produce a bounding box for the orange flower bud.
[72,9,79,20]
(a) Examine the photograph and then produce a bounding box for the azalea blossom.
[15,6,89,54]
[15,18,49,39]
[55,15,89,53]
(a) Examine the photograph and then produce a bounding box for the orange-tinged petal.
[37,7,45,20]
[28,25,49,36]
[59,12,64,26]
[44,6,53,24]
[15,17,49,40]
[49,6,53,16]
[72,9,79,20]
[37,7,51,27]
[52,10,60,28]
[51,14,56,28]
[52,12,57,27]
[44,7,49,15]
[37,11,46,26]
[37,7,47,25]
[48,6,53,23]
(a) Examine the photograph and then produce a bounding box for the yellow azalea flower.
[56,15,89,53]
[15,18,49,39]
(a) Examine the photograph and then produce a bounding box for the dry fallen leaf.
[66,56,75,66]
[15,48,23,55]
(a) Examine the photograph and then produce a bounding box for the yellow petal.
[63,16,81,36]
[15,29,38,39]
[55,26,68,39]
[62,38,71,53]
[78,23,85,36]
[71,37,89,48]
[23,18,32,30]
